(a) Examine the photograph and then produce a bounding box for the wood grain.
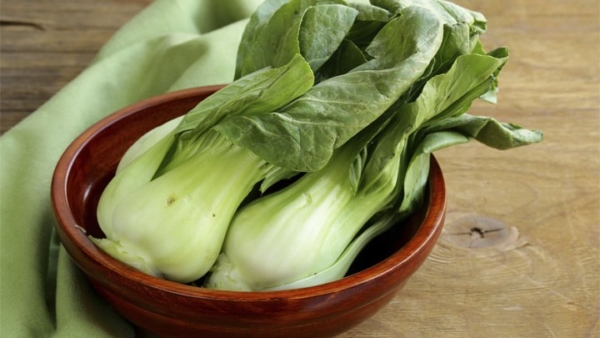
[0,0,150,134]
[1,0,599,337]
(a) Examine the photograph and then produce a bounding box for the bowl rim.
[51,85,446,302]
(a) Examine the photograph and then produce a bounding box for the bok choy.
[92,0,543,287]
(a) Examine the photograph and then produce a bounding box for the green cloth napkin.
[0,0,265,336]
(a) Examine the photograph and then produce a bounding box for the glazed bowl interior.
[51,85,446,338]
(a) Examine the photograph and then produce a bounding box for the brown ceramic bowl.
[51,85,446,338]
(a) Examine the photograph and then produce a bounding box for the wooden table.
[1,0,598,336]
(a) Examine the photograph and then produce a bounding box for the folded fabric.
[0,0,264,336]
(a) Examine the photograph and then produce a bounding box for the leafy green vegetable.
[235,0,357,78]
[203,37,537,291]
[93,52,316,283]
[94,128,271,282]
[219,5,446,171]
[93,0,543,287]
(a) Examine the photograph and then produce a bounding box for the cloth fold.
[0,0,263,336]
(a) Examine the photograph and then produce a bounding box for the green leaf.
[235,0,356,78]
[315,39,367,82]
[176,54,314,136]
[299,5,359,71]
[217,6,445,171]
[477,47,510,104]
[234,0,291,78]
[158,54,314,174]
[361,52,507,198]
[417,51,508,124]
[421,114,544,150]
[398,131,469,214]
[398,115,544,214]
[372,0,487,33]
[344,2,392,51]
